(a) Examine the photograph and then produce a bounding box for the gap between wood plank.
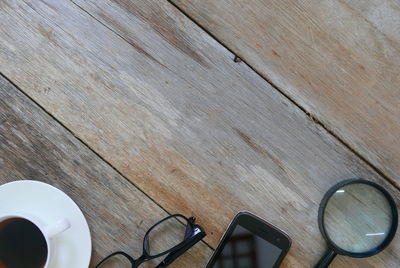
[0,71,216,252]
[164,0,400,192]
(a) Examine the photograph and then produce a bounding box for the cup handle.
[43,219,71,239]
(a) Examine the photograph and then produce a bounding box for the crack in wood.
[234,128,286,173]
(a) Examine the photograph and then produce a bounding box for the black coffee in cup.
[0,218,48,268]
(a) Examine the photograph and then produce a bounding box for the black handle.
[315,248,337,268]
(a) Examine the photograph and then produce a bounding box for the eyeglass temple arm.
[155,229,206,268]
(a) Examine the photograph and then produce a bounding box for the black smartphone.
[206,211,291,268]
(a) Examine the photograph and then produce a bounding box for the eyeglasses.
[96,214,206,268]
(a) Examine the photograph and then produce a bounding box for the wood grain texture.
[171,0,400,187]
[0,0,399,266]
[0,76,212,267]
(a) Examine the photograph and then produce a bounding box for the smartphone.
[206,211,291,268]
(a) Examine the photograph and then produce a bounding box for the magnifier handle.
[315,249,337,268]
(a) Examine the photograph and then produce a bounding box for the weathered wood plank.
[0,0,399,266]
[170,0,400,187]
[0,76,211,267]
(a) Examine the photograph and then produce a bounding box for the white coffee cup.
[0,212,70,268]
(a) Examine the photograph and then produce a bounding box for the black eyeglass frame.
[96,214,206,268]
[315,178,398,267]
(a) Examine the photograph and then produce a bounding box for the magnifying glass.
[316,178,398,267]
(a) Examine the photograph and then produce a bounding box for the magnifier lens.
[323,183,393,253]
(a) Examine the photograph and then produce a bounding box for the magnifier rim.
[318,178,398,258]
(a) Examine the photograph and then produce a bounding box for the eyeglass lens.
[146,216,188,256]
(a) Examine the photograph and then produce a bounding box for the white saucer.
[0,180,92,268]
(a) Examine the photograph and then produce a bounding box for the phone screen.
[210,224,283,268]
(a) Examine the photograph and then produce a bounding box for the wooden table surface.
[0,0,399,267]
